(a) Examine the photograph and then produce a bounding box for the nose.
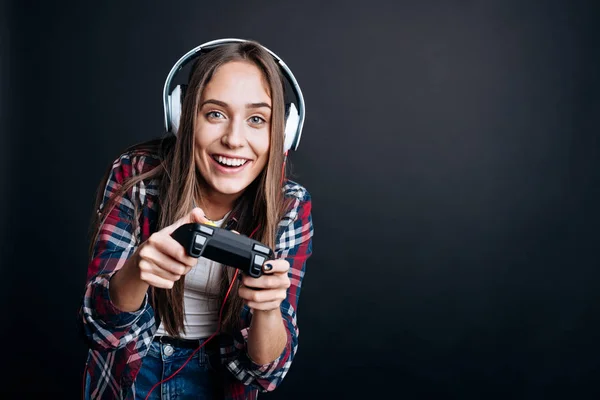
[221,118,245,149]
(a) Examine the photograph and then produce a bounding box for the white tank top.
[154,214,228,339]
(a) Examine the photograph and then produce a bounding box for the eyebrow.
[201,99,272,110]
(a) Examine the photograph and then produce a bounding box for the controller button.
[199,226,214,235]
[194,235,207,247]
[253,254,266,268]
[253,244,270,255]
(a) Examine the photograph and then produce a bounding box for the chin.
[210,180,252,196]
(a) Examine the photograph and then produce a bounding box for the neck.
[196,190,239,222]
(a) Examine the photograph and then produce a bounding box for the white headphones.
[163,38,306,153]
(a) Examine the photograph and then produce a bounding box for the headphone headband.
[162,38,305,152]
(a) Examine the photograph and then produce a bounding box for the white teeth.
[216,156,248,167]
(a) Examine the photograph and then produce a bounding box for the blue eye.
[249,116,266,125]
[207,111,224,119]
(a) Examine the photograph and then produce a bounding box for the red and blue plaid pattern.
[78,144,314,399]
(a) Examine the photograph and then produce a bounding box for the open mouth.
[211,155,250,169]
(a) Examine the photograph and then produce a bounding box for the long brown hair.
[90,40,290,335]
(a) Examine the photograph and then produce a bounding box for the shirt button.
[163,344,174,357]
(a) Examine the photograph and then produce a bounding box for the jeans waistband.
[155,335,215,350]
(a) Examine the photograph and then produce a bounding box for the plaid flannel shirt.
[78,143,314,399]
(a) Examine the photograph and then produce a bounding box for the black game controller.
[171,223,274,278]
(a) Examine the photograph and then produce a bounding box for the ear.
[283,102,299,153]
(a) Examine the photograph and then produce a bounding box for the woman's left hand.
[238,259,290,312]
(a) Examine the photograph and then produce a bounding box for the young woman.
[79,39,314,400]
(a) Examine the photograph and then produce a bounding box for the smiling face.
[194,60,272,205]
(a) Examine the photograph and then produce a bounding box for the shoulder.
[97,138,167,221]
[280,179,312,224]
[282,179,311,203]
[107,138,167,182]
[276,180,314,251]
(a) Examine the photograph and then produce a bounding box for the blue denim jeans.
[134,337,223,400]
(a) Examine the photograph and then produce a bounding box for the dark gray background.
[2,0,600,398]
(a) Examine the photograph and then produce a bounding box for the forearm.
[109,253,149,312]
[247,308,288,365]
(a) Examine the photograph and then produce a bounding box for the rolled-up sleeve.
[226,186,314,391]
[79,155,156,351]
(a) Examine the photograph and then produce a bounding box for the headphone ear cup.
[283,102,299,153]
[169,84,187,134]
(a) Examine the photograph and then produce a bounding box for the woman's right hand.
[110,207,209,312]
[134,207,209,288]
